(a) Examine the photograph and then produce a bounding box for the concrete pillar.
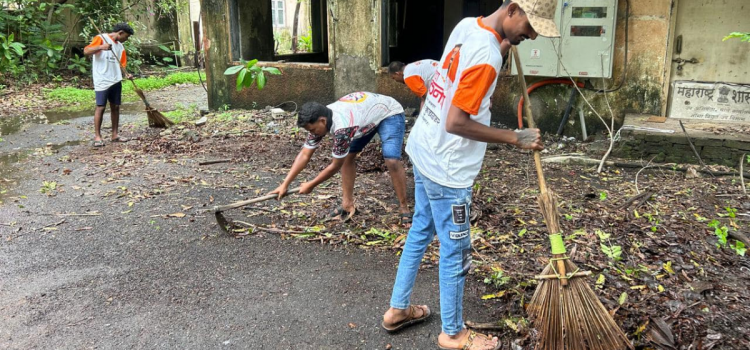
[200,0,231,109]
[176,0,195,65]
[331,0,380,98]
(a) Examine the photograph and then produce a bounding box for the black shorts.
[95,82,122,106]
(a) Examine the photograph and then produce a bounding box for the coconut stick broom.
[511,46,632,350]
[88,19,174,128]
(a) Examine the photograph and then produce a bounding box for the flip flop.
[437,331,501,350]
[322,206,356,223]
[92,140,105,148]
[111,136,130,143]
[381,305,431,333]
[399,212,413,226]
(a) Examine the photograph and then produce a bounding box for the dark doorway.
[383,0,445,65]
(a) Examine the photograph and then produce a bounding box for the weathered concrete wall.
[201,0,231,109]
[613,130,750,167]
[486,0,673,136]
[376,71,421,110]
[330,0,380,97]
[176,0,195,63]
[229,63,335,109]
[205,0,676,131]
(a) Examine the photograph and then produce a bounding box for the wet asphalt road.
[0,94,499,349]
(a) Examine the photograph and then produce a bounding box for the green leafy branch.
[223,59,282,92]
[723,32,750,42]
[708,219,746,256]
[596,229,622,261]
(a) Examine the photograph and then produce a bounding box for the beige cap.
[514,0,561,38]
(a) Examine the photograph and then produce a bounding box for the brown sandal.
[381,305,432,332]
[438,331,501,350]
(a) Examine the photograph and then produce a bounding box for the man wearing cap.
[381,0,559,349]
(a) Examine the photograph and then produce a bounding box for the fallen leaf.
[348,322,356,329]
[505,319,518,332]
[481,290,506,300]
[646,317,676,349]
[168,212,186,218]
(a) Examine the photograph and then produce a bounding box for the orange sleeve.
[120,49,127,68]
[404,75,427,97]
[451,64,498,116]
[85,36,103,50]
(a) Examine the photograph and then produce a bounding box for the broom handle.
[512,47,568,285]
[511,47,547,194]
[212,187,301,213]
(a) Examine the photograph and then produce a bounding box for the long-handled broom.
[88,19,174,128]
[511,46,633,350]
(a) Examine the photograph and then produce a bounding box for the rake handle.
[512,47,567,286]
[212,187,301,213]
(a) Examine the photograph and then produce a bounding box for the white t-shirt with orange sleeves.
[403,59,438,98]
[304,92,404,159]
[406,17,503,188]
[84,34,127,91]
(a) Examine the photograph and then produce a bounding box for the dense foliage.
[0,0,179,86]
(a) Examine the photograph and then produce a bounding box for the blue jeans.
[389,166,473,335]
[349,113,405,159]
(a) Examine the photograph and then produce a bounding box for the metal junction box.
[512,0,618,78]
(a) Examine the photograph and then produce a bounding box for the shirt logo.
[339,92,368,103]
[429,80,446,107]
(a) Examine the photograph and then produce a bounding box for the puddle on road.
[0,102,144,136]
[0,141,85,204]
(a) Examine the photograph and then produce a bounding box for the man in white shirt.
[271,92,412,225]
[382,0,559,349]
[388,59,439,109]
[84,23,134,147]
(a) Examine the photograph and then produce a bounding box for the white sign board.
[669,81,750,122]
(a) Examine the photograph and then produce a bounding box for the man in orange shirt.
[382,1,559,349]
[388,59,438,109]
[84,23,134,147]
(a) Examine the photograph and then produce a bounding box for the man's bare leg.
[94,105,107,142]
[110,104,120,140]
[340,152,358,214]
[384,158,410,217]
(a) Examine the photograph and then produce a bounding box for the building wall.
[487,0,675,135]
[229,63,335,108]
[329,0,381,98]
[208,0,681,138]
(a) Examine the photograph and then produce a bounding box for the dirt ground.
[1,85,749,349]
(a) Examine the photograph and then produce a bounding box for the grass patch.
[162,103,201,124]
[43,71,206,109]
[44,87,95,106]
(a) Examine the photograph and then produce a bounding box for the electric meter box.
[511,0,618,78]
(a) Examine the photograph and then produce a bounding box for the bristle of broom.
[528,190,633,350]
[146,108,174,128]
